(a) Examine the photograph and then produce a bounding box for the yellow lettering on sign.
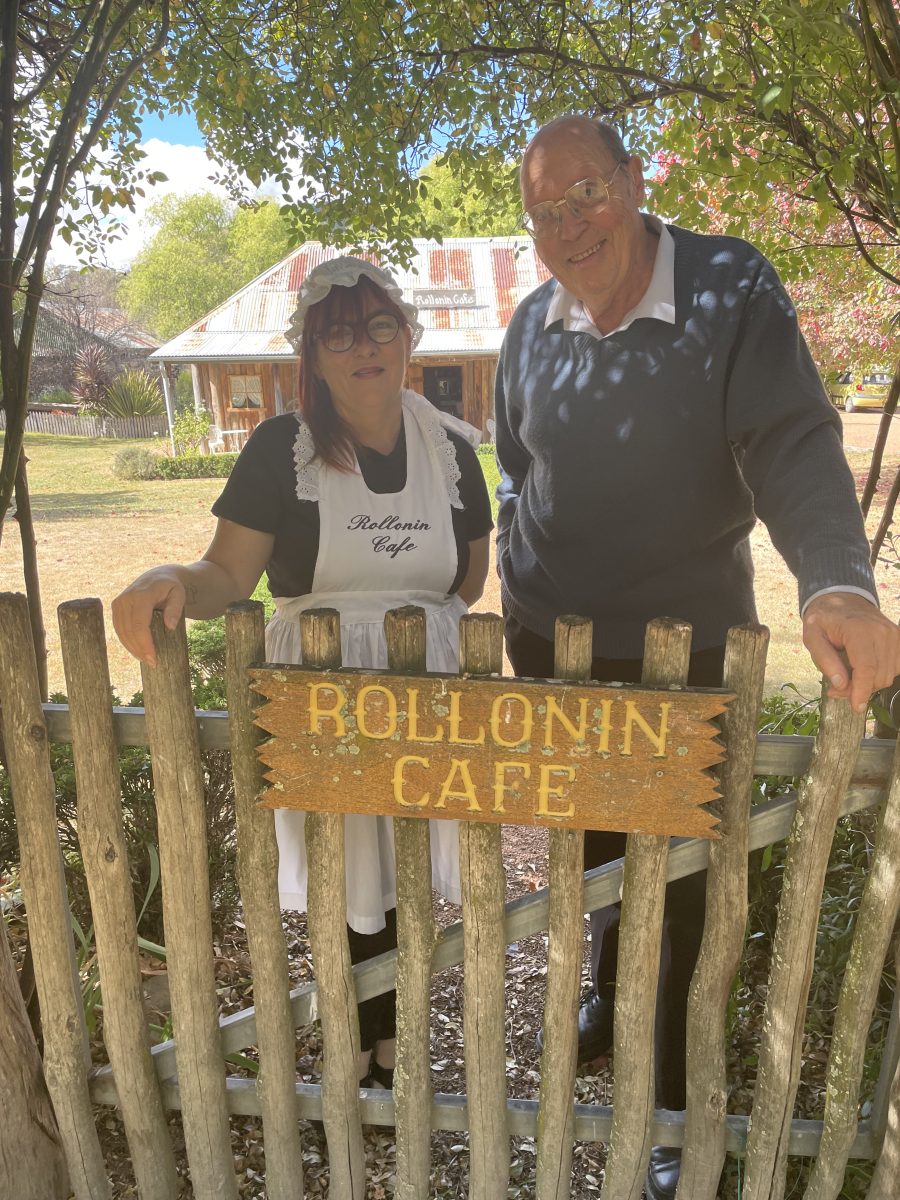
[537,765,577,818]
[392,756,430,807]
[307,682,348,736]
[447,691,485,745]
[544,695,589,749]
[434,759,481,811]
[622,701,671,757]
[355,684,398,739]
[493,761,532,813]
[594,698,613,754]
[407,688,444,742]
[490,692,533,749]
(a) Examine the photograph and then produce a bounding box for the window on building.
[228,375,263,409]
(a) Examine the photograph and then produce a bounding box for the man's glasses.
[520,163,628,239]
[314,312,402,353]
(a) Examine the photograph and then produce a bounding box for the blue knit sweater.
[495,224,875,658]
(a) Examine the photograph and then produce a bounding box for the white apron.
[267,392,469,933]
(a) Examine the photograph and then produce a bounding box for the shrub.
[157,452,237,479]
[112,446,162,481]
[101,369,166,418]
[38,386,76,406]
[172,407,211,456]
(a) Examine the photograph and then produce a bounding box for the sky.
[49,109,258,272]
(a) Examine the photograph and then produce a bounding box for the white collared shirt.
[544,214,675,339]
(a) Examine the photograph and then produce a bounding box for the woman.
[112,256,493,1091]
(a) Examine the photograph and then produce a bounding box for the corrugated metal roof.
[16,306,157,357]
[151,238,552,362]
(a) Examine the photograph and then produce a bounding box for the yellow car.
[827,370,891,412]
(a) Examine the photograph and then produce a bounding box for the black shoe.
[645,1146,681,1200]
[360,1060,394,1090]
[535,988,615,1063]
[360,1060,394,1132]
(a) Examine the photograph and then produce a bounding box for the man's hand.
[802,592,900,713]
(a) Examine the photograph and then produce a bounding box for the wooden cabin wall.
[406,355,498,439]
[193,355,497,439]
[406,362,425,397]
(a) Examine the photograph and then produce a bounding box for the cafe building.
[150,237,552,446]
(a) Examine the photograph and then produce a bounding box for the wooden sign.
[252,667,733,838]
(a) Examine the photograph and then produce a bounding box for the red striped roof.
[152,238,553,362]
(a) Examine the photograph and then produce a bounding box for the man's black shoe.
[535,988,614,1063]
[645,1146,681,1200]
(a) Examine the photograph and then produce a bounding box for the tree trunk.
[860,356,900,518]
[869,460,900,565]
[0,914,70,1200]
[14,451,48,701]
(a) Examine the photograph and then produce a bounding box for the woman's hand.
[111,567,191,667]
[112,519,275,668]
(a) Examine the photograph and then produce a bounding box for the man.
[494,115,900,1200]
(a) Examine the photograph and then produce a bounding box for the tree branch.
[15,0,103,110]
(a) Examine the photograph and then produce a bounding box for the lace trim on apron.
[289,389,470,509]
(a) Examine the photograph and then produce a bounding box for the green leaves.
[414,153,521,238]
[118,193,299,339]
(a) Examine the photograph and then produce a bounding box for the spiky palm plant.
[71,343,111,411]
[98,369,166,417]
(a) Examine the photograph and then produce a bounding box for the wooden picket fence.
[0,409,169,438]
[1,590,899,1200]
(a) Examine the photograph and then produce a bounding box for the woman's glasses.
[315,312,402,353]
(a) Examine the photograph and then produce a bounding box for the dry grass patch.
[1,429,898,700]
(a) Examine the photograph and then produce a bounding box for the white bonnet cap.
[285,255,423,353]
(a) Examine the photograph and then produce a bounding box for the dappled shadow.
[27,490,154,522]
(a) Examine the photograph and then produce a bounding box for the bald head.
[521,117,629,184]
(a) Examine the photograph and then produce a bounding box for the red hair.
[298,275,409,470]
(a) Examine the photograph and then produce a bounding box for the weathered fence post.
[804,729,900,1199]
[141,611,239,1200]
[58,599,179,1200]
[387,606,437,1200]
[225,600,305,1200]
[300,609,366,1200]
[868,939,900,1199]
[0,592,110,1200]
[536,614,592,1200]
[459,612,509,1200]
[601,616,693,1200]
[742,692,867,1200]
[679,623,769,1200]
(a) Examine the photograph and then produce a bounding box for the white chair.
[206,424,225,453]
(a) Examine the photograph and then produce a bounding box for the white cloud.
[44,134,318,272]
[48,138,248,271]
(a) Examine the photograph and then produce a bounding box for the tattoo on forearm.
[184,583,199,606]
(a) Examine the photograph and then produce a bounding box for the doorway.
[422,366,464,421]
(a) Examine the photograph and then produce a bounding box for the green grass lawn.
[476,442,501,519]
[4,432,501,517]
[2,432,224,520]
[3,428,894,702]
[0,431,503,696]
